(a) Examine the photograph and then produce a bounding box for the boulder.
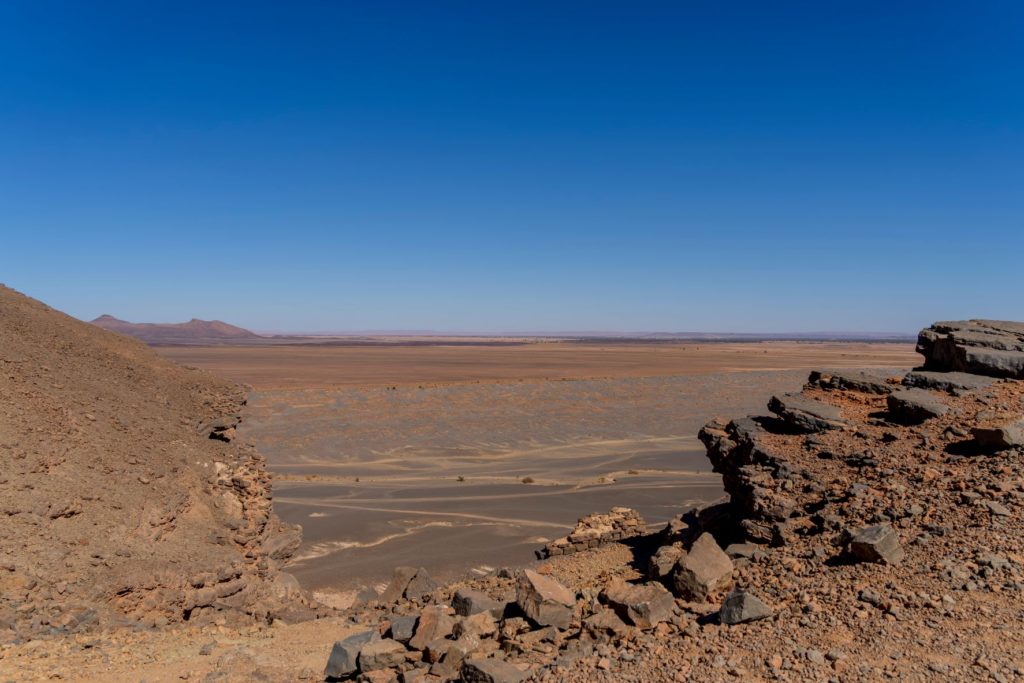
[408,605,456,650]
[901,370,996,395]
[461,658,528,683]
[886,388,948,424]
[972,419,1024,451]
[768,393,848,432]
[672,533,733,601]
[719,590,773,624]
[808,370,893,395]
[515,569,575,629]
[917,320,1024,379]
[601,577,675,629]
[452,588,505,618]
[849,524,905,565]
[325,629,380,679]
[359,638,407,671]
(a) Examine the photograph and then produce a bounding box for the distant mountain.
[91,314,261,344]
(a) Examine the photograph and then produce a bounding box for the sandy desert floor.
[160,341,918,601]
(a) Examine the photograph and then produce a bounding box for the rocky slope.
[0,286,309,642]
[90,314,261,345]
[303,320,1024,683]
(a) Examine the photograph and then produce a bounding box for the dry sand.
[157,340,917,389]
[159,342,918,600]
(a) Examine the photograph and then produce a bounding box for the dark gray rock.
[452,588,505,618]
[902,370,996,395]
[808,370,894,394]
[972,419,1024,451]
[917,320,1024,379]
[461,658,527,683]
[886,388,948,424]
[849,524,905,565]
[719,590,773,624]
[388,615,417,644]
[324,629,380,679]
[768,393,849,432]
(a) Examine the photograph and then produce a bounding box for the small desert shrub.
[521,476,535,484]
[456,475,465,482]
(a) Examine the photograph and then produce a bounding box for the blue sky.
[2,1,1021,333]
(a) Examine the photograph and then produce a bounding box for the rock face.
[537,507,647,559]
[887,388,948,424]
[672,533,733,601]
[768,393,849,432]
[515,570,576,629]
[917,320,1024,378]
[0,286,308,638]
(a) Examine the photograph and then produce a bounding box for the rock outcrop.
[917,320,1024,378]
[0,286,310,640]
[536,507,646,559]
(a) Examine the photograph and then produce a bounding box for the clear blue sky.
[2,1,1021,333]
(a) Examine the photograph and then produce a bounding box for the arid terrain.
[9,292,1024,683]
[157,340,915,389]
[157,342,917,600]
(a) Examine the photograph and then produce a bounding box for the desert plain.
[158,340,918,602]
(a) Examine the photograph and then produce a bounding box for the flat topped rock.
[768,393,849,433]
[918,320,1024,379]
[887,388,948,424]
[809,370,894,395]
[902,370,996,395]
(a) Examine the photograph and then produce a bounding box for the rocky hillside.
[307,320,1024,683]
[0,286,309,642]
[91,314,261,345]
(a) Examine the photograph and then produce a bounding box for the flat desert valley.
[158,340,918,601]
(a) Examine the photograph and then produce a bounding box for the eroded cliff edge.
[0,285,313,640]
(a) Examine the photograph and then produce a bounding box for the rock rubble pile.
[319,319,1024,682]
